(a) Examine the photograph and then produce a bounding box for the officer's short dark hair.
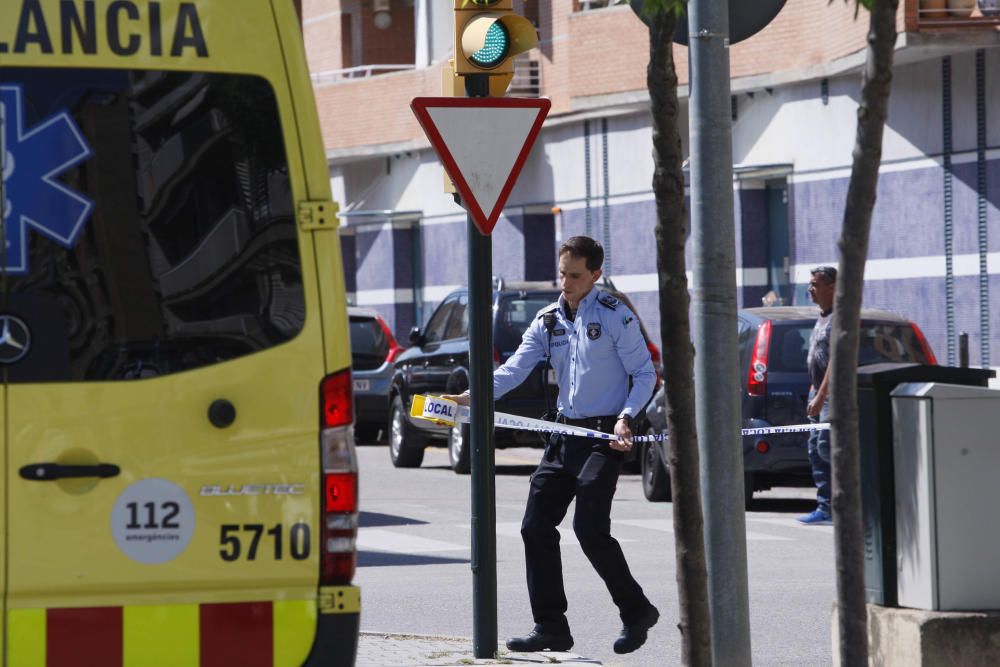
[811,265,838,284]
[559,236,604,271]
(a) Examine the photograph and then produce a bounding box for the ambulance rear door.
[1,1,328,664]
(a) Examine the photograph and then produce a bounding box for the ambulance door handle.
[19,463,121,481]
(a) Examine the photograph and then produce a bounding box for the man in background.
[799,265,837,526]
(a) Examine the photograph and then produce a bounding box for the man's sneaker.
[797,509,832,525]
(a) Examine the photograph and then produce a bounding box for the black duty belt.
[555,414,619,433]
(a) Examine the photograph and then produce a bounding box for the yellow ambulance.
[0,1,359,665]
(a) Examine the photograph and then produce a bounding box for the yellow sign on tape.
[411,395,463,427]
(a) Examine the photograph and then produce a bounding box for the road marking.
[358,528,468,553]
[614,518,794,542]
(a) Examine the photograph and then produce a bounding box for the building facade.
[303,0,1000,368]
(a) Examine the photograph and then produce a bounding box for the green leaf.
[630,0,687,20]
[829,0,874,18]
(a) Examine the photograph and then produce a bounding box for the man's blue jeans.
[807,389,831,515]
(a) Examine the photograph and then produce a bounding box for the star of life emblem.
[1,84,94,275]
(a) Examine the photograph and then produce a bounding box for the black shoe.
[613,605,660,654]
[506,628,574,652]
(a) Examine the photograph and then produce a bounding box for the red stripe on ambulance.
[199,602,273,667]
[47,607,123,667]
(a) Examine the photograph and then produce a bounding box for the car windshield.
[495,294,557,355]
[769,321,929,373]
[350,316,389,370]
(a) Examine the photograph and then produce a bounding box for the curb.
[357,631,603,666]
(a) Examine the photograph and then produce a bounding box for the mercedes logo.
[0,314,31,364]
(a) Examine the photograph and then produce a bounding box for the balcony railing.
[906,0,1000,30]
[309,59,539,96]
[510,56,541,97]
[310,64,416,86]
[576,0,628,11]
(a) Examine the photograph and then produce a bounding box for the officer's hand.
[612,418,633,452]
[440,391,470,406]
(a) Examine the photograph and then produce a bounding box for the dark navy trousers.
[520,433,650,632]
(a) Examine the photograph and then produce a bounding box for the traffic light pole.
[463,139,498,655]
[687,1,753,665]
[468,216,498,658]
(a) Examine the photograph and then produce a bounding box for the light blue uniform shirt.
[494,288,656,419]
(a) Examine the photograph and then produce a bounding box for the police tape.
[410,394,830,443]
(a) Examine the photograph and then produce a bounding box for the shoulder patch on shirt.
[597,293,619,310]
[535,302,560,319]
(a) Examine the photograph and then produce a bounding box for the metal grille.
[509,56,540,97]
[578,0,626,10]
[942,56,956,366]
[975,49,990,367]
[602,118,611,271]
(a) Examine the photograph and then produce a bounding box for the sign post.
[411,96,549,657]
[466,205,495,658]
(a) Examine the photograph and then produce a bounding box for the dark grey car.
[640,306,938,507]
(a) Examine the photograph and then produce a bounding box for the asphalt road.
[354,440,836,667]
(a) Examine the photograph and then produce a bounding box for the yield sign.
[411,97,550,235]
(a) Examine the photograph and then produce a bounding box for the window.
[577,0,626,11]
[424,298,457,344]
[859,323,926,365]
[495,294,558,354]
[2,68,301,382]
[444,294,469,341]
[350,316,389,371]
[774,327,811,373]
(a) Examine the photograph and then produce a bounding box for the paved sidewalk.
[357,631,602,666]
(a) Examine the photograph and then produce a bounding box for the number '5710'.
[219,523,311,561]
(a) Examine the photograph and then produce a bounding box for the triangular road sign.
[411,97,551,235]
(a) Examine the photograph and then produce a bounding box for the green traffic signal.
[469,21,510,68]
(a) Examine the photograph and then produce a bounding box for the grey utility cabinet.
[891,381,1000,611]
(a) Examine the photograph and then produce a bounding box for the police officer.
[447,236,659,655]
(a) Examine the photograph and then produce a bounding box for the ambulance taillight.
[320,370,359,584]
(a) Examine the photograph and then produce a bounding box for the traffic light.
[453,0,538,96]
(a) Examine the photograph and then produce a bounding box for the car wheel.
[388,394,426,468]
[449,423,471,474]
[641,440,671,502]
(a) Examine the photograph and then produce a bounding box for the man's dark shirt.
[807,310,833,389]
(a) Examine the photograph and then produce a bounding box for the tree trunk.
[648,9,713,667]
[831,1,899,665]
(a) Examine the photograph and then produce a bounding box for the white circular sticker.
[111,478,195,564]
